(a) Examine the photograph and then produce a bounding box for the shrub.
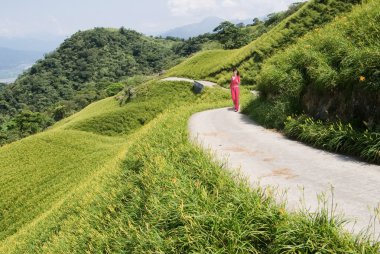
[105,82,124,96]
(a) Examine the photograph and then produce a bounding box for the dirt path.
[189,107,380,236]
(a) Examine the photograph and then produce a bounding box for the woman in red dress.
[230,68,240,112]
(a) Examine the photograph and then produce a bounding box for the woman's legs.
[231,87,236,107]
[231,87,240,111]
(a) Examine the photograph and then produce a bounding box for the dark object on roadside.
[193,81,204,94]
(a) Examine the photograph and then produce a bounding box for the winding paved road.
[189,107,380,236]
[160,77,217,87]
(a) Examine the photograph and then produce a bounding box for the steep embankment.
[243,0,380,163]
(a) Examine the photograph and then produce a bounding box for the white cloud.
[0,16,70,38]
[0,18,25,37]
[167,0,301,19]
[230,10,249,20]
[48,16,67,36]
[167,0,217,16]
[222,0,238,7]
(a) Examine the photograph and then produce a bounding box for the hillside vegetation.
[0,80,378,253]
[166,0,361,85]
[244,0,380,163]
[0,28,181,145]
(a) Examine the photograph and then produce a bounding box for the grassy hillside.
[0,79,378,253]
[166,0,361,85]
[168,3,306,58]
[0,129,125,240]
[243,0,380,163]
[0,80,217,251]
[0,28,181,145]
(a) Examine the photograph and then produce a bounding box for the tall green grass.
[0,129,125,241]
[1,80,379,252]
[257,0,380,99]
[284,115,380,164]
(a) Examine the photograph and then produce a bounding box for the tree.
[52,105,67,121]
[236,22,245,28]
[213,21,249,49]
[251,18,261,26]
[13,110,52,135]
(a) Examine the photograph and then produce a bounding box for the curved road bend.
[189,107,380,236]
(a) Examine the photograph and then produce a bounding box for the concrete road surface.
[189,107,380,237]
[160,77,217,87]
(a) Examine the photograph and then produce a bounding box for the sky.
[0,0,300,38]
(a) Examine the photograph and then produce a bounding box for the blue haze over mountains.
[0,15,256,84]
[160,16,256,39]
[0,35,66,83]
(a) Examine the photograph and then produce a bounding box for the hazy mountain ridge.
[0,47,44,83]
[161,16,254,39]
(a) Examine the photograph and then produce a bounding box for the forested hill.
[0,28,182,144]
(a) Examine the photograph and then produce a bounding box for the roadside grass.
[284,115,380,164]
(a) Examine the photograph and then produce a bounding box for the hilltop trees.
[213,21,249,49]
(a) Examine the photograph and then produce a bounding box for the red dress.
[230,76,240,111]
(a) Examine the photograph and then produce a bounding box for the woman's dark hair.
[233,67,240,76]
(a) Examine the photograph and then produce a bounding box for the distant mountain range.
[0,47,43,68]
[0,35,66,53]
[160,16,254,39]
[0,35,66,83]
